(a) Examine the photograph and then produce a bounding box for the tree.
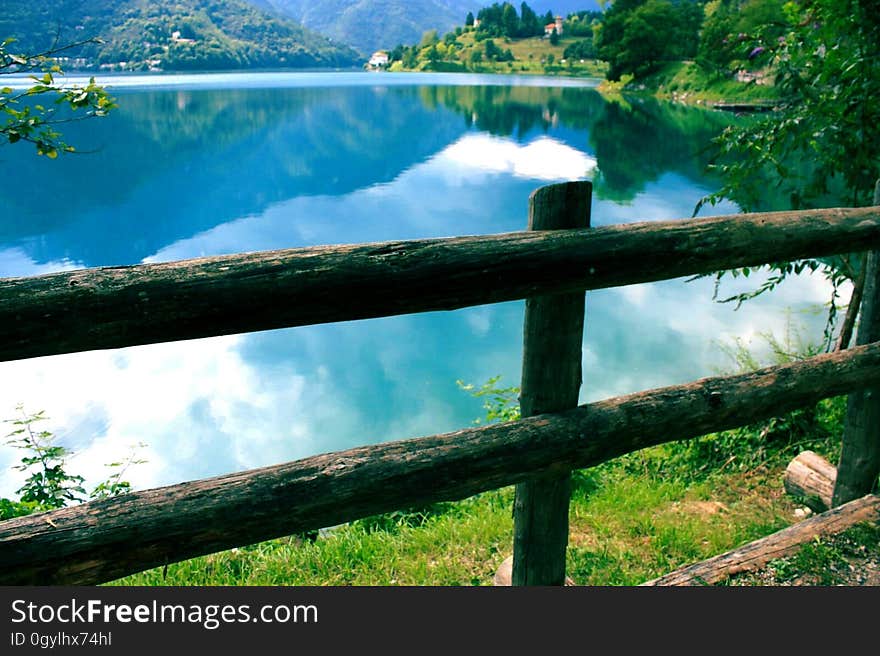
[596,0,679,80]
[466,12,475,27]
[703,0,880,213]
[419,30,439,49]
[549,28,559,46]
[697,0,788,74]
[699,0,880,346]
[520,2,541,37]
[565,11,602,37]
[1,37,115,158]
[484,39,502,61]
[502,2,519,38]
[696,1,739,73]
[595,0,645,80]
[403,46,418,68]
[668,0,704,60]
[564,39,596,60]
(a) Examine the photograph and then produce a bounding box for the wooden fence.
[1,180,879,585]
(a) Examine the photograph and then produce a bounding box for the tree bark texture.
[513,182,590,587]
[1,342,879,585]
[1,207,879,362]
[834,181,880,506]
[835,254,866,351]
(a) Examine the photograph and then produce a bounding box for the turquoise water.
[0,72,830,494]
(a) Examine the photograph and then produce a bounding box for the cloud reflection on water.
[0,84,836,499]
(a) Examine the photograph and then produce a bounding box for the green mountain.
[0,0,361,71]
[251,0,480,55]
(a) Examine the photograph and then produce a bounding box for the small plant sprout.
[90,442,147,500]
[456,376,521,424]
[4,405,85,510]
[2,405,146,518]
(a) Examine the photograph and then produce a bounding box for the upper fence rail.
[1,205,879,362]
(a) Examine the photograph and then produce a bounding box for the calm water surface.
[0,72,830,494]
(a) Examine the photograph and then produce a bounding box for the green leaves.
[597,0,702,81]
[5,407,86,510]
[2,405,146,516]
[705,0,880,212]
[90,443,147,501]
[696,1,880,344]
[1,39,116,157]
[457,376,521,425]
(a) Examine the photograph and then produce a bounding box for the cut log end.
[493,555,575,586]
[784,450,837,513]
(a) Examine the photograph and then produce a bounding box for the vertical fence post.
[512,181,591,586]
[833,180,880,506]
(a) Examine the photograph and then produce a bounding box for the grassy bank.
[111,389,847,586]
[612,61,780,107]
[384,33,777,107]
[388,33,607,79]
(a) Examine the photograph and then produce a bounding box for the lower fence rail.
[1,341,879,585]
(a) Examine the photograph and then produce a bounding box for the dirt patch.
[672,500,730,516]
[724,522,880,586]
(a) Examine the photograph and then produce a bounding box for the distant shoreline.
[2,69,602,91]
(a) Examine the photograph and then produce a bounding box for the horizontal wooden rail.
[2,341,879,585]
[0,206,878,361]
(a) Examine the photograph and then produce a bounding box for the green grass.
[112,397,845,587]
[112,491,516,586]
[631,61,781,106]
[110,334,853,587]
[391,33,607,79]
[108,462,798,586]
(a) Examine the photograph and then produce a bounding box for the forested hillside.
[250,1,601,55]
[249,0,478,55]
[0,0,360,71]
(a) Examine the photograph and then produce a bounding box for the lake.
[0,72,833,497]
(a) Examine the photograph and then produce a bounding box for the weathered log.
[641,494,880,586]
[513,181,589,586]
[1,207,879,362]
[1,342,880,585]
[834,182,880,506]
[784,451,836,512]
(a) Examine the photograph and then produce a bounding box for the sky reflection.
[0,75,833,498]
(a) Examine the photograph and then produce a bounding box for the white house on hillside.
[544,16,564,36]
[368,51,389,69]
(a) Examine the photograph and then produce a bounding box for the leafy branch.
[457,375,520,424]
[695,0,880,349]
[1,37,116,158]
[90,442,148,500]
